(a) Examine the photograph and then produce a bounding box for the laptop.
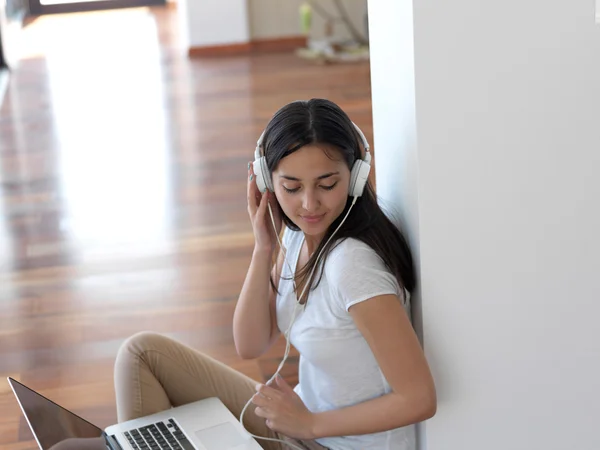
[7,377,263,450]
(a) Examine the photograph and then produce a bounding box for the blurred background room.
[0,2,372,448]
[2,1,600,450]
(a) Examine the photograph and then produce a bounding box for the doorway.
[29,0,164,16]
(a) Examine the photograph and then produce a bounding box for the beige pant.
[114,332,327,450]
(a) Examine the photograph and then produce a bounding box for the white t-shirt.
[276,228,416,450]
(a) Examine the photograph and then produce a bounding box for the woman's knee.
[114,331,173,393]
[115,331,171,362]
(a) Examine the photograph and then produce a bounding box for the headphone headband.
[255,122,370,163]
[255,129,267,160]
[253,121,371,197]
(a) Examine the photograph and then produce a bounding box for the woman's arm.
[233,247,283,359]
[311,293,436,438]
[234,166,284,360]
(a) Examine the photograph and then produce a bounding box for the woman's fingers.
[254,406,274,420]
[257,383,283,400]
[256,188,269,221]
[251,393,270,407]
[247,161,278,250]
[247,162,258,216]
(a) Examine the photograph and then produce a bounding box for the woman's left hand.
[252,375,316,440]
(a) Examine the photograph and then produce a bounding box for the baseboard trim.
[251,36,307,53]
[188,36,307,58]
[188,42,252,57]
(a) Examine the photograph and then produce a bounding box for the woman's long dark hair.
[263,98,416,298]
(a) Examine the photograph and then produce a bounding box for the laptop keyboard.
[124,419,194,450]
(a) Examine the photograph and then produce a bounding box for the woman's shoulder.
[325,237,404,306]
[326,237,382,275]
[329,237,376,259]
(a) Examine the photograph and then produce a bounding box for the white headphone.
[252,121,372,198]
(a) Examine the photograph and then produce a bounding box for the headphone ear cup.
[252,156,274,193]
[252,157,268,193]
[349,159,371,197]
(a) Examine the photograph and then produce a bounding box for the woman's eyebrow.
[280,171,340,181]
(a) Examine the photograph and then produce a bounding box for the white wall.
[0,5,22,69]
[248,0,367,41]
[248,0,303,39]
[178,0,367,49]
[178,0,250,48]
[370,0,600,449]
[367,0,421,447]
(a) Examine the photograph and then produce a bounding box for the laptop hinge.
[103,432,123,450]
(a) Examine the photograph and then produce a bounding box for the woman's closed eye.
[283,182,338,194]
[321,182,338,191]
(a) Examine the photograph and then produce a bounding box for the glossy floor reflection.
[0,6,372,449]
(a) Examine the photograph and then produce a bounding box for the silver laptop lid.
[7,377,110,450]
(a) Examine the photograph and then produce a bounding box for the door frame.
[28,0,165,16]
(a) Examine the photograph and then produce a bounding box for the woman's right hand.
[247,162,282,253]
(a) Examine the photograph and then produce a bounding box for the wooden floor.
[0,6,372,449]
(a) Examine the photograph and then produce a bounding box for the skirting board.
[188,36,307,58]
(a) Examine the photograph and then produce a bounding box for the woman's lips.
[301,214,325,224]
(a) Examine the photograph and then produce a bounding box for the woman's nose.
[302,190,319,212]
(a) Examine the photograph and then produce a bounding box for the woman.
[115,99,436,450]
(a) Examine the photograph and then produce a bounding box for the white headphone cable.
[239,195,358,449]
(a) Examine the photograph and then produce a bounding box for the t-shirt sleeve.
[326,239,402,311]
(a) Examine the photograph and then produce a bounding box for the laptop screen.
[8,378,107,450]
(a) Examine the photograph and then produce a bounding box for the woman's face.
[272,144,350,240]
